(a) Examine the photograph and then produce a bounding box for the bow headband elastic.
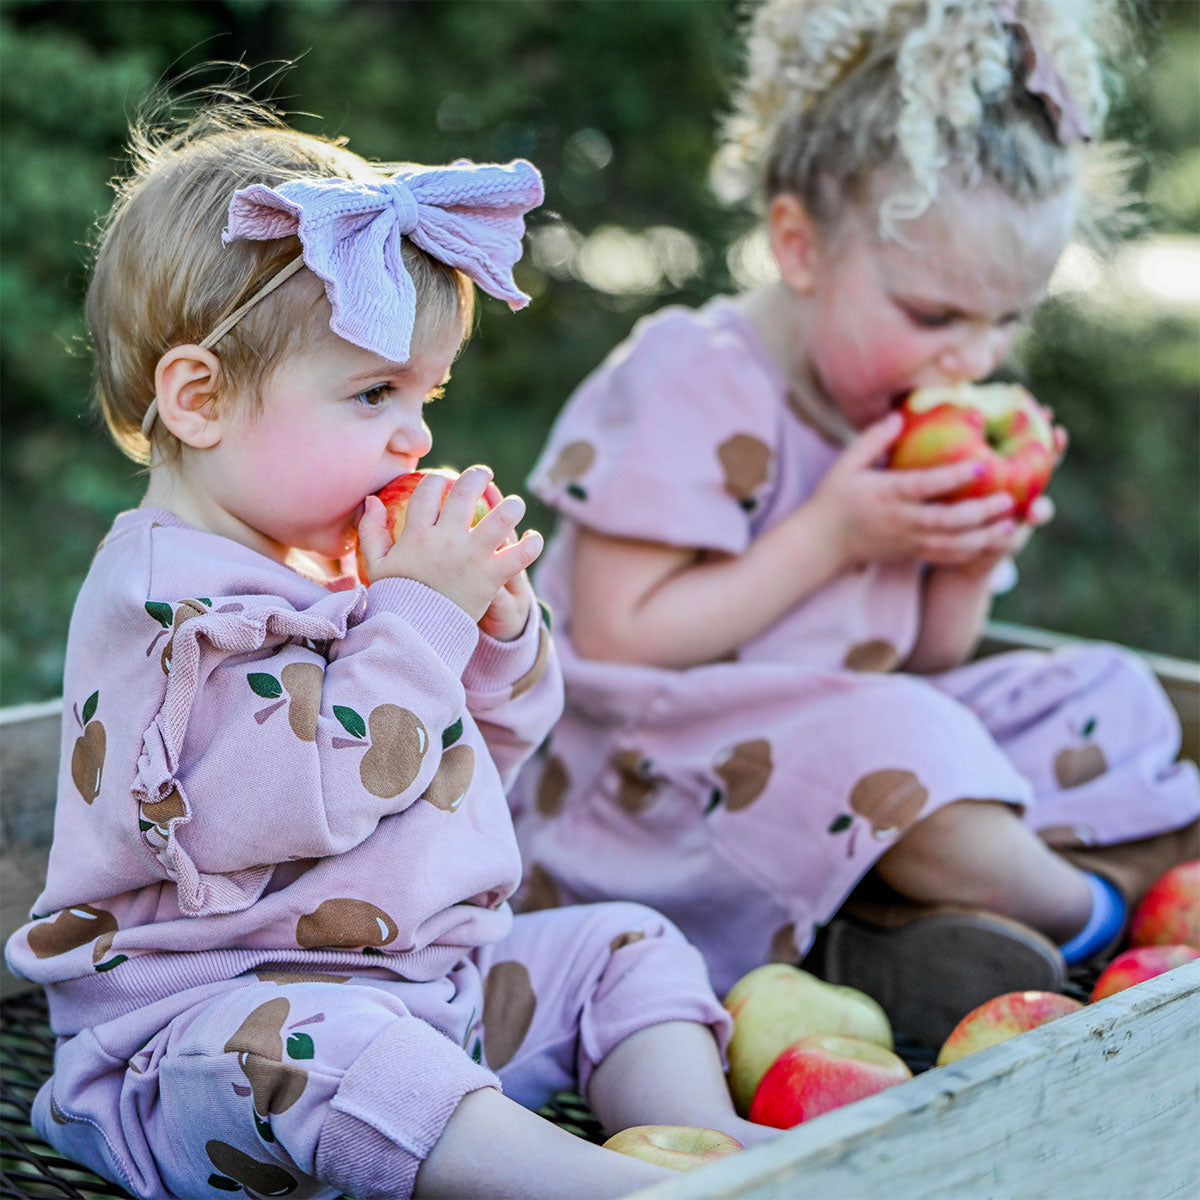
[142,158,543,439]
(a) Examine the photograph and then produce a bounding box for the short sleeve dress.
[510,298,1200,996]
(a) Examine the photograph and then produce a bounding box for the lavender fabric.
[223,159,544,363]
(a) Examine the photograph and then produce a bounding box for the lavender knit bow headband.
[142,158,543,439]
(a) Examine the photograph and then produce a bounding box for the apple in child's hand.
[936,990,1083,1066]
[888,382,1061,517]
[1089,944,1200,1003]
[601,1125,745,1173]
[356,468,492,584]
[723,963,893,1115]
[1128,860,1199,949]
[748,1034,912,1128]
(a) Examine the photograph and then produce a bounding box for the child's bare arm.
[571,416,1016,669]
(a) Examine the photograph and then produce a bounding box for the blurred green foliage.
[1,0,1197,704]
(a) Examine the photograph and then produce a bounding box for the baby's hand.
[809,413,1023,568]
[357,466,544,622]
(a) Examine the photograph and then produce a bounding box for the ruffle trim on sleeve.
[133,589,366,916]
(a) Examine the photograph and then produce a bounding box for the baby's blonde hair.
[715,0,1130,239]
[88,102,474,464]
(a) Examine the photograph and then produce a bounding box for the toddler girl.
[4,103,771,1198]
[512,0,1199,1046]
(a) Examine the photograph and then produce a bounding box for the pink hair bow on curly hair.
[222,159,545,364]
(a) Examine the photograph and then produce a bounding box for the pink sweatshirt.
[6,508,562,1034]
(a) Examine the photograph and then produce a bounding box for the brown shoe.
[806,907,1067,1050]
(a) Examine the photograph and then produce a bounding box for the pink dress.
[510,298,1200,996]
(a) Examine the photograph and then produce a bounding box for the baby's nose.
[389,417,433,458]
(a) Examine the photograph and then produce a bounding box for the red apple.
[722,963,893,1115]
[748,1035,912,1128]
[601,1125,745,1173]
[1090,944,1200,1002]
[888,382,1061,517]
[356,468,491,583]
[1128,860,1199,949]
[936,990,1083,1066]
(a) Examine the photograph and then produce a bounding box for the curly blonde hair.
[715,0,1130,239]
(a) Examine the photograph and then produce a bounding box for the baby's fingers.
[911,491,1014,531]
[356,496,393,566]
[475,494,528,549]
[493,529,544,580]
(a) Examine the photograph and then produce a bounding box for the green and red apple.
[1128,860,1199,949]
[356,468,492,584]
[723,963,892,1115]
[601,1125,745,1173]
[936,990,1083,1066]
[888,382,1061,518]
[1089,944,1200,1002]
[748,1034,912,1128]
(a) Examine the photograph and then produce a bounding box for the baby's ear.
[153,346,224,448]
[767,193,822,293]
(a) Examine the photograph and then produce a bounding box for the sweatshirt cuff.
[463,602,545,695]
[365,577,480,673]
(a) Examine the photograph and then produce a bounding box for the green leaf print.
[471,1037,483,1064]
[145,601,173,629]
[82,691,99,724]
[207,1174,240,1192]
[333,706,366,740]
[442,716,464,749]
[94,954,128,972]
[286,1032,315,1060]
[1082,716,1097,738]
[828,814,854,834]
[254,1113,275,1143]
[565,482,587,501]
[247,673,283,700]
[537,598,553,632]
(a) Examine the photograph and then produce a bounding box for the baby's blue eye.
[353,383,394,408]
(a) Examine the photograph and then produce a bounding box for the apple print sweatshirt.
[5,509,562,1034]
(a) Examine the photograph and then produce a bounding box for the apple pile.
[935,861,1199,1066]
[723,963,911,1129]
[888,382,1061,518]
[356,468,491,584]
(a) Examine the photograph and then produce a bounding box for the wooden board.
[631,959,1200,1200]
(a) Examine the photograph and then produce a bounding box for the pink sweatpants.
[34,903,730,1199]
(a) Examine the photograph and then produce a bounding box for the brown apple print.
[609,930,646,953]
[716,433,772,510]
[611,748,657,813]
[139,785,186,849]
[206,1139,298,1197]
[710,738,773,813]
[828,768,929,856]
[253,971,351,985]
[223,997,309,1119]
[359,705,430,799]
[422,744,476,812]
[70,690,106,804]
[295,897,399,950]
[546,439,597,500]
[482,960,537,1069]
[843,639,903,673]
[28,904,118,959]
[245,661,323,742]
[90,931,127,973]
[144,598,211,675]
[536,754,570,818]
[1054,716,1108,788]
[511,625,552,700]
[769,923,801,964]
[516,863,561,914]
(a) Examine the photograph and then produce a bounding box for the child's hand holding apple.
[356,466,543,626]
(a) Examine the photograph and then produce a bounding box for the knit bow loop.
[222,159,544,363]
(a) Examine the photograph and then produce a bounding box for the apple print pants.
[516,642,1200,997]
[32,903,730,1200]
